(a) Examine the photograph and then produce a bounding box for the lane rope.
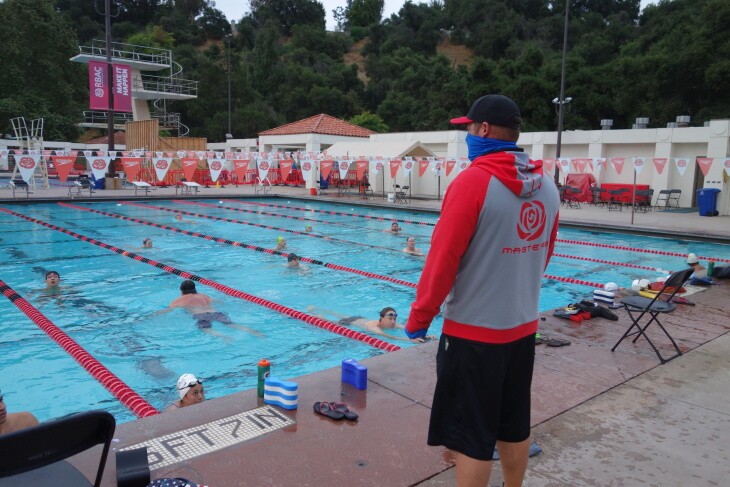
[59,202,418,289]
[224,199,436,226]
[126,201,403,254]
[557,238,730,263]
[552,252,669,272]
[0,279,158,418]
[1,207,400,352]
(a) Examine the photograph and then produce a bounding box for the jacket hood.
[472,151,546,198]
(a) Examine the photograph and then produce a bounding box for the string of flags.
[2,148,729,184]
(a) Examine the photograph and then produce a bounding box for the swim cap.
[686,253,699,264]
[177,373,201,400]
[277,236,284,244]
[604,282,618,292]
[287,253,299,262]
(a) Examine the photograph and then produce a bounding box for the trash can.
[92,176,104,190]
[696,188,721,216]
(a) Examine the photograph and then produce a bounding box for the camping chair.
[395,185,410,203]
[0,410,115,487]
[9,179,31,198]
[610,268,694,363]
[634,189,654,213]
[608,188,628,211]
[564,186,581,209]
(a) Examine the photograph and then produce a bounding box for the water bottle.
[257,359,270,398]
[707,261,715,277]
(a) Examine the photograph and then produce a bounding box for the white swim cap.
[604,282,619,292]
[687,253,699,264]
[177,373,201,400]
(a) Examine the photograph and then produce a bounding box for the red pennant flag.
[652,158,668,175]
[181,157,199,181]
[697,157,713,176]
[445,159,456,176]
[51,156,76,182]
[418,159,429,177]
[232,159,250,181]
[389,159,401,179]
[356,159,368,180]
[543,159,556,173]
[279,159,294,181]
[320,160,334,180]
[611,157,625,175]
[120,157,143,181]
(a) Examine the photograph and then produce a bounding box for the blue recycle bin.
[91,174,105,189]
[696,188,720,216]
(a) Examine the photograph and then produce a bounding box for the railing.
[82,111,133,125]
[78,40,171,67]
[133,74,198,97]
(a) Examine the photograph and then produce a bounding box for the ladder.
[9,117,49,189]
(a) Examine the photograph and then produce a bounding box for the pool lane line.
[556,238,730,264]
[225,200,730,264]
[1,207,401,353]
[105,204,602,290]
[126,201,403,254]
[0,279,159,418]
[552,253,670,272]
[59,202,419,290]
[223,199,436,226]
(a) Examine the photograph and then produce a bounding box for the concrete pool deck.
[2,184,729,486]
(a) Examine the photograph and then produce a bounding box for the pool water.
[0,198,728,424]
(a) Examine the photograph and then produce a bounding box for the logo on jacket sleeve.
[517,201,546,241]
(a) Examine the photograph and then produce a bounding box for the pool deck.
[3,185,729,486]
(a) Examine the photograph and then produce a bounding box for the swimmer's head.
[177,373,204,405]
[391,222,401,231]
[175,214,183,221]
[304,225,313,232]
[277,236,285,244]
[378,307,398,328]
[180,279,197,295]
[45,271,60,286]
[287,253,300,262]
[143,238,153,248]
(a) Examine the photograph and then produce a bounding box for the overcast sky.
[213,0,657,32]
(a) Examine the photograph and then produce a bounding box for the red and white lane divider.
[60,202,417,289]
[0,279,158,418]
[1,207,400,352]
[552,253,667,272]
[557,238,730,264]
[226,199,437,226]
[125,201,402,254]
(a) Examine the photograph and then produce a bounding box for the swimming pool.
[1,197,728,423]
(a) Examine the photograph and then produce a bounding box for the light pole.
[553,0,570,185]
[225,35,233,140]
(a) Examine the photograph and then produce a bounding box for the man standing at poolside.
[405,94,560,487]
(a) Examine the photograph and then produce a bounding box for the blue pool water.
[1,198,728,424]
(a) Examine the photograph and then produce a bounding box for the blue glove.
[405,327,427,339]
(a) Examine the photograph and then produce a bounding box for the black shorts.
[337,316,364,326]
[193,311,232,329]
[427,333,535,461]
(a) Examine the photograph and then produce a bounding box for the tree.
[350,112,389,132]
[0,0,85,140]
[347,0,384,28]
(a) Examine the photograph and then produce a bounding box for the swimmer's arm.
[370,327,423,343]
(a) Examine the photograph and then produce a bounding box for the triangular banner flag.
[611,157,625,175]
[543,158,556,174]
[232,159,250,182]
[573,158,591,173]
[674,158,688,176]
[181,157,198,181]
[593,158,605,170]
[16,154,41,182]
[445,159,456,177]
[51,155,76,182]
[207,158,225,182]
[279,159,294,182]
[298,159,313,182]
[418,159,430,177]
[371,159,383,175]
[120,157,143,181]
[722,158,730,177]
[633,157,646,174]
[337,159,351,180]
[402,157,414,177]
[697,157,713,177]
[89,156,112,181]
[389,159,401,179]
[356,159,368,180]
[152,157,173,182]
[320,160,334,180]
[257,157,272,181]
[457,158,470,173]
[559,158,570,173]
[652,158,668,175]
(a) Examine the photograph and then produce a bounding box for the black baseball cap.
[450,94,522,129]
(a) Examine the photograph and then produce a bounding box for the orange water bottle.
[257,359,270,397]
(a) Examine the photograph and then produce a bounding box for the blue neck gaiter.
[466,134,518,161]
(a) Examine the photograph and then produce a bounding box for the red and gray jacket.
[405,149,560,344]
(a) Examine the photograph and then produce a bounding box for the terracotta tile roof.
[259,114,375,137]
[87,132,126,145]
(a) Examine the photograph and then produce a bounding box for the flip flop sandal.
[546,338,571,347]
[330,402,359,421]
[313,401,345,420]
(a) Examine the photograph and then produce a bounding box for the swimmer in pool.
[174,213,198,224]
[307,306,434,343]
[0,390,39,436]
[285,253,311,273]
[386,222,402,234]
[44,270,62,295]
[160,280,263,337]
[403,237,425,256]
[275,236,287,251]
[166,373,205,411]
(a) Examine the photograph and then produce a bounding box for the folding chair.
[655,189,681,209]
[634,189,654,213]
[608,188,628,211]
[362,182,374,199]
[69,175,95,198]
[610,268,694,363]
[395,185,410,203]
[9,179,31,198]
[0,410,115,487]
[564,186,581,209]
[591,187,606,207]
